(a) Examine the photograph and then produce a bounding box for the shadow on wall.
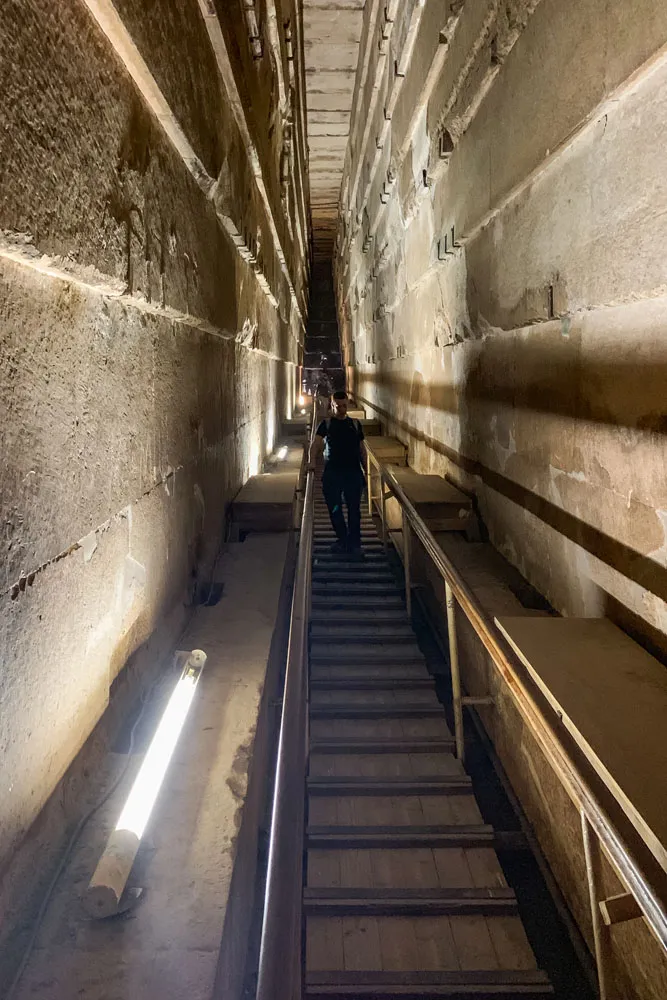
[354,336,667,651]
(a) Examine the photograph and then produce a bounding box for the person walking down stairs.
[307,390,366,559]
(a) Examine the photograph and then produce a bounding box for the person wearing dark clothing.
[307,390,366,557]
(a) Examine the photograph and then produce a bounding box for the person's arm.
[358,421,367,466]
[307,424,326,471]
[308,435,324,469]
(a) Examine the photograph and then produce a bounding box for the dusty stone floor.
[10,535,289,1000]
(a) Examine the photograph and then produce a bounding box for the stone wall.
[0,0,308,951]
[336,0,667,650]
[335,0,667,994]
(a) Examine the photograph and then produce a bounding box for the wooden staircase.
[305,491,553,998]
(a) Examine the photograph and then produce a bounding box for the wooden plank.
[465,849,508,889]
[370,848,440,890]
[311,690,436,706]
[378,916,422,972]
[495,616,667,872]
[308,752,458,778]
[310,718,451,740]
[305,969,553,991]
[599,891,642,926]
[303,887,518,916]
[310,651,426,666]
[310,625,416,640]
[308,850,342,889]
[433,848,475,889]
[341,916,383,972]
[488,916,538,970]
[309,738,456,754]
[310,677,434,691]
[307,824,495,849]
[311,664,423,679]
[307,776,472,796]
[307,916,344,972]
[412,916,461,971]
[310,596,405,609]
[339,849,374,888]
[450,915,499,970]
[311,704,443,719]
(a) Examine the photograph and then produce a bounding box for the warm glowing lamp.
[84,649,207,918]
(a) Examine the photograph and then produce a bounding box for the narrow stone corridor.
[2,2,667,999]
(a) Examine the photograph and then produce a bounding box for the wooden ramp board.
[231,470,298,531]
[495,616,667,873]
[365,435,408,466]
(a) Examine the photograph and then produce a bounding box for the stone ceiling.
[303,0,364,262]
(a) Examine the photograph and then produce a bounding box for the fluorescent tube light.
[84,649,207,918]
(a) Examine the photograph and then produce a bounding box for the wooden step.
[305,970,553,998]
[310,662,424,678]
[312,537,380,545]
[303,886,516,916]
[310,704,441,719]
[311,596,405,610]
[310,646,423,664]
[310,609,408,623]
[314,539,383,548]
[307,775,472,795]
[311,626,416,642]
[313,544,387,559]
[310,677,433,691]
[312,584,400,596]
[310,738,455,754]
[313,545,389,567]
[307,824,495,849]
[312,571,395,584]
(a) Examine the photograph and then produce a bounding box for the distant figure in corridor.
[308,390,366,558]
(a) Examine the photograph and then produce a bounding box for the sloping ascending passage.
[304,490,553,998]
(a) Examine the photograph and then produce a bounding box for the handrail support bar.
[445,581,465,761]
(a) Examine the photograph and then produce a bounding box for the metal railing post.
[366,451,373,515]
[582,811,616,1000]
[445,581,465,762]
[380,472,388,547]
[402,507,412,618]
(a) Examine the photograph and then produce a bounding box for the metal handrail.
[256,415,317,1000]
[367,453,667,987]
[256,419,667,998]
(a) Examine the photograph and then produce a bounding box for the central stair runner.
[305,490,553,998]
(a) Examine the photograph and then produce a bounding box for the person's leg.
[342,470,363,551]
[322,468,347,546]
